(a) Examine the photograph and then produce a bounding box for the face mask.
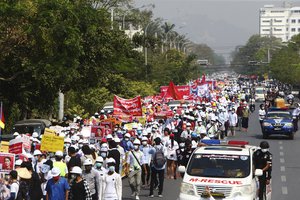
[187,127,191,130]
[137,130,142,135]
[261,149,269,153]
[142,141,147,146]
[79,144,83,148]
[125,138,129,141]
[232,111,235,114]
[108,166,115,172]
[100,152,107,158]
[95,163,102,169]
[179,143,185,148]
[134,145,139,150]
[53,176,60,181]
[71,174,77,180]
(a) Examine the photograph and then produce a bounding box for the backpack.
[153,147,166,168]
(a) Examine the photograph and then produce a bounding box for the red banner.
[160,85,190,99]
[113,95,142,116]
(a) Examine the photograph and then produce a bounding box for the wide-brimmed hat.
[16,168,32,179]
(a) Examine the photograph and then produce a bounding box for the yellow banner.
[0,141,9,153]
[44,128,56,136]
[40,134,64,152]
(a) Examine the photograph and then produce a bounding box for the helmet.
[95,156,104,163]
[13,132,19,136]
[15,159,23,166]
[64,138,71,143]
[191,132,198,138]
[55,151,63,157]
[94,112,99,116]
[100,110,105,114]
[114,137,120,143]
[32,132,39,138]
[142,137,148,141]
[83,158,93,166]
[124,133,131,138]
[260,141,269,149]
[51,167,61,177]
[82,139,89,144]
[106,158,116,164]
[133,139,141,145]
[106,134,113,139]
[70,166,82,174]
[33,150,42,156]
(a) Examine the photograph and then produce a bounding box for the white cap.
[82,139,89,144]
[64,138,71,143]
[15,159,23,166]
[95,156,104,163]
[94,112,99,115]
[101,143,108,148]
[55,151,63,157]
[106,134,113,139]
[124,133,131,138]
[33,150,42,156]
[78,139,83,144]
[106,158,116,164]
[70,166,82,174]
[133,139,141,145]
[13,132,19,136]
[32,132,39,138]
[83,158,93,166]
[100,110,105,113]
[51,167,61,177]
[142,137,148,141]
[114,137,120,143]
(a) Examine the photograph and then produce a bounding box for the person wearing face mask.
[99,158,122,200]
[45,167,70,200]
[40,160,53,199]
[82,159,100,200]
[69,166,92,200]
[127,139,143,200]
[180,122,192,139]
[228,108,238,136]
[176,139,186,178]
[7,170,19,200]
[120,133,134,152]
[253,141,272,200]
[140,137,151,187]
[33,150,43,173]
[107,140,121,173]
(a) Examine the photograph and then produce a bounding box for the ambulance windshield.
[187,154,250,178]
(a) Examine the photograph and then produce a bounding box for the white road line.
[281,175,286,182]
[280,158,285,163]
[280,166,286,172]
[279,146,283,150]
[280,151,284,156]
[279,141,283,144]
[282,187,288,195]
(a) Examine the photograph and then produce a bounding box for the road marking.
[279,141,283,145]
[280,158,285,163]
[280,166,286,172]
[279,151,284,156]
[282,187,288,195]
[279,146,283,150]
[281,175,286,182]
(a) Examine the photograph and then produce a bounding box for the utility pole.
[58,90,64,121]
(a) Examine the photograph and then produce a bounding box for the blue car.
[261,108,295,139]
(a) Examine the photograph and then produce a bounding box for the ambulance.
[178,140,272,200]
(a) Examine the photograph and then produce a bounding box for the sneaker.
[158,194,163,198]
[148,195,154,198]
[131,192,136,197]
[135,195,140,200]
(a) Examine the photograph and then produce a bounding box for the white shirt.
[228,112,238,126]
[10,182,19,200]
[165,140,179,161]
[101,172,122,200]
[259,109,266,120]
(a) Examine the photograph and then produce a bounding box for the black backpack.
[153,147,166,168]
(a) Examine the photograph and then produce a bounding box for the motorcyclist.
[292,103,300,132]
[253,141,272,200]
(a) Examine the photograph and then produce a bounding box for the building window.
[298,19,300,23]
[262,29,270,31]
[287,19,289,23]
[286,27,289,31]
[262,20,270,23]
[292,28,296,32]
[298,28,300,32]
[292,19,296,23]
[274,19,282,23]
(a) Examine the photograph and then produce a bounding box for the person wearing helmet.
[100,158,122,200]
[82,158,100,200]
[94,156,106,175]
[107,140,121,173]
[33,150,43,173]
[140,136,151,188]
[53,151,68,178]
[253,141,272,200]
[120,133,134,152]
[127,139,143,200]
[45,167,70,200]
[99,110,107,120]
[69,166,92,200]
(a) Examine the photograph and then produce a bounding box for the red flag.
[166,81,183,100]
[201,73,206,84]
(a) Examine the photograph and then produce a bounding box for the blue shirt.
[46,177,70,200]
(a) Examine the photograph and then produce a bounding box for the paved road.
[122,104,300,200]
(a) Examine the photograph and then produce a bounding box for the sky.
[134,0,300,61]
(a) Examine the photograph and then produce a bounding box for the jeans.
[149,167,165,195]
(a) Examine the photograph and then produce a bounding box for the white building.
[259,4,300,42]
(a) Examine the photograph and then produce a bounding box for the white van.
[255,87,266,102]
[178,141,272,200]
